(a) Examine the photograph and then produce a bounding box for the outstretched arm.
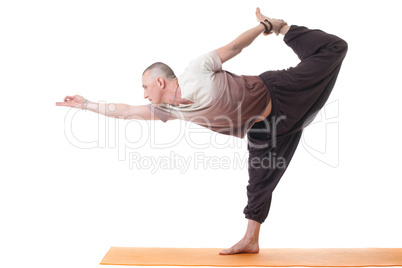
[55,95,159,120]
[216,23,265,64]
[216,8,289,64]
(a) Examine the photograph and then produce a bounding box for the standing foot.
[219,237,260,255]
[255,7,289,36]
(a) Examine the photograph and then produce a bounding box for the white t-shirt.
[147,50,271,138]
[157,50,224,112]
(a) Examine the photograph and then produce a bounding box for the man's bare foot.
[219,237,260,255]
[255,7,288,36]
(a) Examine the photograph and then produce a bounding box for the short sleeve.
[209,50,222,72]
[147,104,173,123]
[186,50,222,73]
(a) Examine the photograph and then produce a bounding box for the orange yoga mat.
[100,247,402,267]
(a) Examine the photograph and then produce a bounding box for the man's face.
[142,70,163,106]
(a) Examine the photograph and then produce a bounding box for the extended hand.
[56,95,85,108]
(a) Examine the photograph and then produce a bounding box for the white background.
[1,0,401,268]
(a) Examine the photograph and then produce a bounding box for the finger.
[65,95,77,101]
[64,96,74,102]
[56,102,70,107]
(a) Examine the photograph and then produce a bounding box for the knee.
[339,38,348,53]
[333,38,348,56]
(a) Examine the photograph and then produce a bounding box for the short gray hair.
[143,62,176,80]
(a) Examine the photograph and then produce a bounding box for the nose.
[144,91,148,99]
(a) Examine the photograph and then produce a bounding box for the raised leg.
[260,25,348,135]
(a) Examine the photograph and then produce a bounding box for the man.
[56,8,348,255]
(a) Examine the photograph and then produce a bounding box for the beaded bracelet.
[81,100,89,111]
[260,19,273,35]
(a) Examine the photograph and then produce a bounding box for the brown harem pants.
[244,25,348,224]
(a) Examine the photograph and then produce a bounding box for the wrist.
[260,19,273,35]
[81,99,89,110]
[257,23,265,33]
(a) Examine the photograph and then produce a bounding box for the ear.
[157,77,165,88]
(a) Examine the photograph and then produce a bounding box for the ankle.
[279,24,290,36]
[245,219,261,237]
[270,19,288,36]
[243,233,259,243]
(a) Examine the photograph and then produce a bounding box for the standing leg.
[220,117,303,255]
[243,124,303,224]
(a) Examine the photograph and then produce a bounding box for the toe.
[255,7,262,21]
[219,249,228,255]
[219,247,235,255]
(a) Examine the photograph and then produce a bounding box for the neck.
[162,79,181,105]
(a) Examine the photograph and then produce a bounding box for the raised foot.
[255,7,288,36]
[219,238,260,255]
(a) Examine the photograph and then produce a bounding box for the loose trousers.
[244,25,348,224]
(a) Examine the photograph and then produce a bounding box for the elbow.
[119,104,131,120]
[229,43,242,59]
[232,43,243,54]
